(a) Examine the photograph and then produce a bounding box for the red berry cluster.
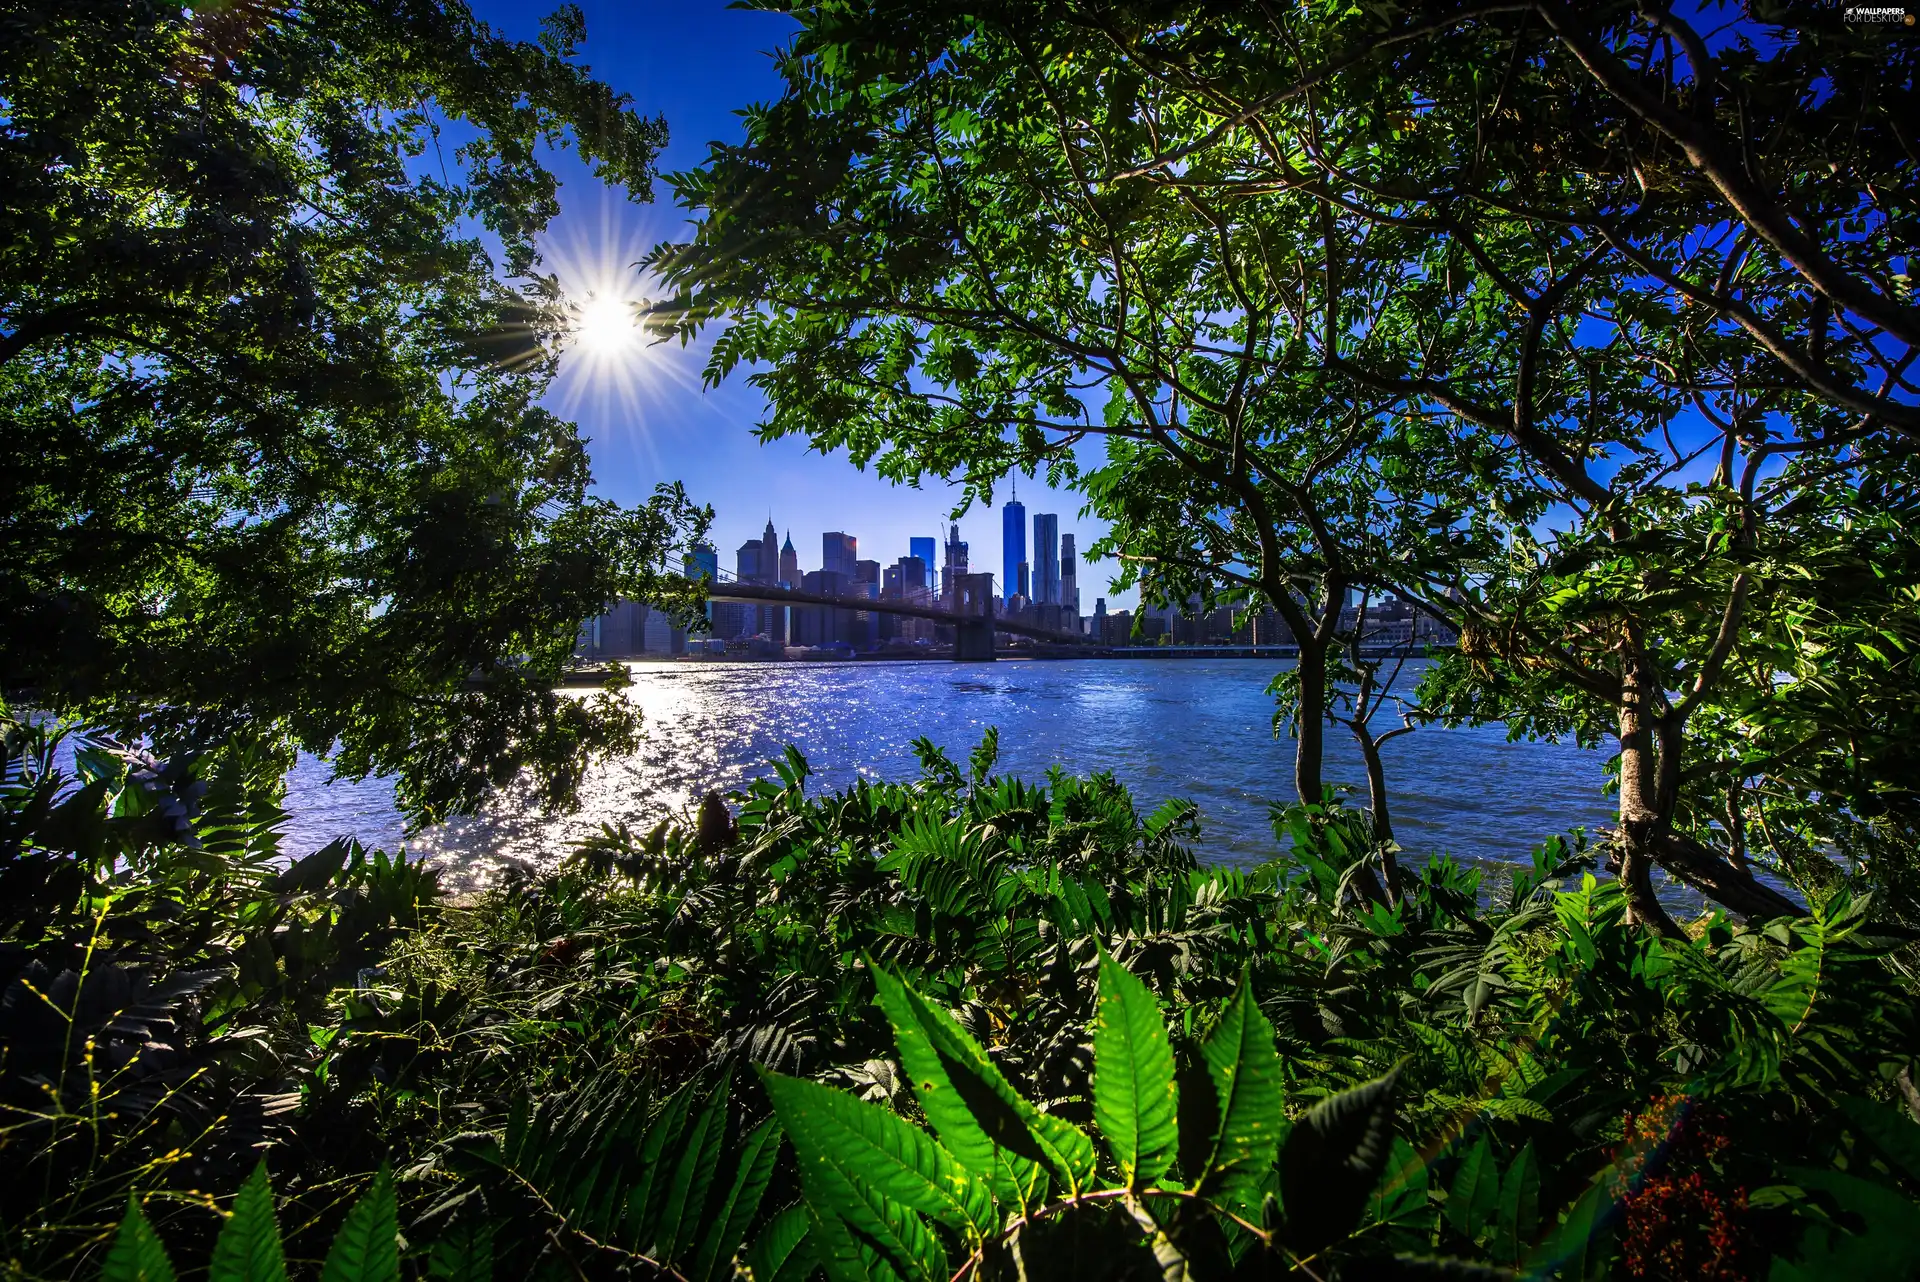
[1617,1096,1756,1280]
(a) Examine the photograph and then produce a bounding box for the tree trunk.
[1617,642,1685,938]
[1355,720,1402,903]
[1294,636,1327,805]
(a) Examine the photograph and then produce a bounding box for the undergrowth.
[4,716,1918,1280]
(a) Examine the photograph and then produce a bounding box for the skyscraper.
[779,531,799,587]
[942,523,968,601]
[736,538,767,583]
[893,555,929,594]
[683,543,718,584]
[823,531,857,578]
[762,519,779,586]
[910,536,936,573]
[1032,513,1060,605]
[1002,494,1026,608]
[1060,533,1078,616]
[683,542,719,627]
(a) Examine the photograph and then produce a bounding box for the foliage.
[646,0,1920,929]
[0,0,710,823]
[7,713,1919,1279]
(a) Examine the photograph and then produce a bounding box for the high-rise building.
[942,523,969,601]
[1016,561,1030,600]
[823,531,857,577]
[779,531,799,587]
[910,536,936,571]
[759,520,777,580]
[1032,513,1060,605]
[891,555,929,595]
[736,538,767,583]
[1002,495,1026,608]
[683,541,719,627]
[1060,533,1078,616]
[736,538,776,637]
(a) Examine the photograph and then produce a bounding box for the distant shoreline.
[562,645,1453,679]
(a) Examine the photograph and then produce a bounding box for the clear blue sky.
[469,0,1133,607]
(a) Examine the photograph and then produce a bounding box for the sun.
[572,295,640,358]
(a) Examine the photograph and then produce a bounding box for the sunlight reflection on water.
[284,658,1617,892]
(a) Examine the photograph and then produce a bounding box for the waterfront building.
[683,542,719,628]
[1002,494,1026,608]
[577,600,685,658]
[1032,513,1060,605]
[735,537,777,638]
[779,531,799,587]
[1060,533,1078,619]
[736,538,767,582]
[890,554,929,594]
[883,555,935,644]
[941,523,968,602]
[823,531,858,577]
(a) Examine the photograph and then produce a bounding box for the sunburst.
[536,195,721,473]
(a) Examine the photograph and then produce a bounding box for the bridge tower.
[953,572,997,661]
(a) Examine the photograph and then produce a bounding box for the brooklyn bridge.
[705,571,1089,661]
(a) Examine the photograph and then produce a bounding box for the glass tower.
[1002,498,1026,605]
[1032,513,1060,605]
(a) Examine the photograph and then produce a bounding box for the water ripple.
[283,658,1616,891]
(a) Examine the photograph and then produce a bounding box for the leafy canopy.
[1,0,707,821]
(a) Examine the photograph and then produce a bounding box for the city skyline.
[692,504,1109,607]
[450,0,1142,612]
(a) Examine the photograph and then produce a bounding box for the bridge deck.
[706,581,1087,646]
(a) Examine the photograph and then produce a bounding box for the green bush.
[6,714,1919,1279]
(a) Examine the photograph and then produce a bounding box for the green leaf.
[1092,951,1179,1188]
[1444,1136,1499,1245]
[804,1199,926,1282]
[1195,977,1285,1207]
[426,1222,493,1282]
[761,1071,948,1282]
[1368,1136,1431,1231]
[762,1070,995,1241]
[744,1205,817,1282]
[1492,1142,1539,1264]
[1838,1097,1920,1183]
[1279,1065,1402,1256]
[320,1168,399,1282]
[1527,1178,1614,1280]
[210,1163,287,1282]
[101,1198,178,1282]
[1774,1167,1920,1278]
[622,1076,701,1245]
[872,962,1094,1208]
[691,1117,784,1282]
[655,1070,731,1261]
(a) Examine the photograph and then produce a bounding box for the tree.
[654,0,1917,926]
[1,0,708,821]
[646,0,1497,833]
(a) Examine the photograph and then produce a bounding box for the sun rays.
[537,197,718,473]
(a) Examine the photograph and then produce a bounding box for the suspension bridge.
[704,569,1089,661]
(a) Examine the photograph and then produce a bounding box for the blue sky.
[469,0,1134,606]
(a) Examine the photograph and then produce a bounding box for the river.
[283,658,1617,890]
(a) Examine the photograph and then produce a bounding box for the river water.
[283,658,1617,890]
